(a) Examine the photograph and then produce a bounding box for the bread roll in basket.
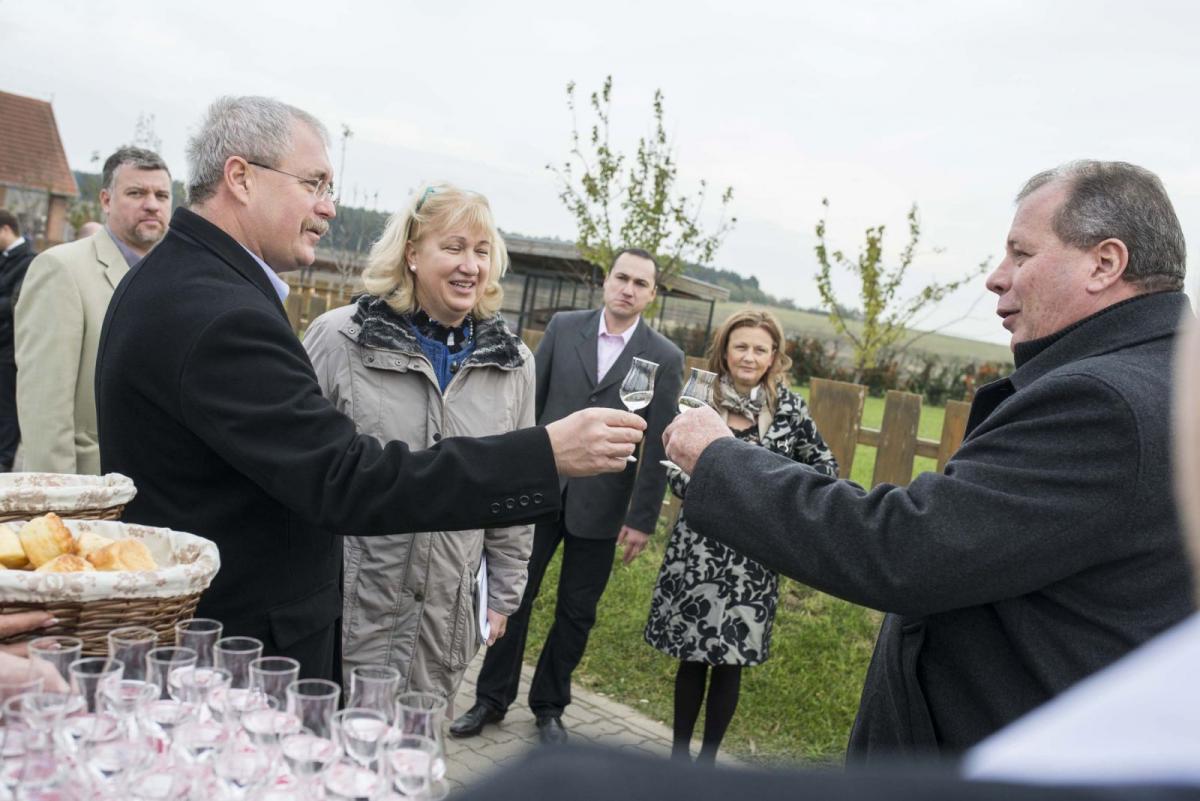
[0,519,221,655]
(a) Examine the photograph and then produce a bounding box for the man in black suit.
[0,209,36,470]
[452,249,684,744]
[96,95,646,681]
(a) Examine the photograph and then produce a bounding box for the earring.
[409,264,416,272]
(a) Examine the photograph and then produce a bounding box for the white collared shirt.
[240,246,291,302]
[597,312,639,383]
[2,237,26,257]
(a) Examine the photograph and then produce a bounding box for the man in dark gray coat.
[453,248,685,744]
[663,160,1194,760]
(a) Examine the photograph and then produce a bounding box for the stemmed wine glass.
[618,357,660,462]
[660,367,718,472]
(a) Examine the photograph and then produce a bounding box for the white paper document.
[476,554,490,642]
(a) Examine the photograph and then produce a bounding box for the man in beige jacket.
[14,147,171,474]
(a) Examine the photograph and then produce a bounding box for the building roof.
[0,90,79,197]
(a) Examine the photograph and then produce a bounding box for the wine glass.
[334,707,389,771]
[348,665,401,722]
[384,733,438,799]
[617,358,659,463]
[174,619,223,667]
[28,636,84,685]
[108,627,159,681]
[661,367,718,471]
[213,737,274,800]
[280,727,341,794]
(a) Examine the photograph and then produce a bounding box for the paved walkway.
[443,652,737,790]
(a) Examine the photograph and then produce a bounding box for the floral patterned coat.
[644,382,837,665]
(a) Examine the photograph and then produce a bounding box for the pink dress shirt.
[596,314,639,383]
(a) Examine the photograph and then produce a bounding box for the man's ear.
[224,157,252,206]
[1088,238,1130,294]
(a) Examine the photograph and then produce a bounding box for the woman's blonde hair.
[361,183,508,318]
[705,309,793,415]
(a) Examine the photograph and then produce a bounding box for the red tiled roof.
[0,90,79,197]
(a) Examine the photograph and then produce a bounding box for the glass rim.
[68,656,124,674]
[174,618,224,633]
[286,678,341,698]
[394,690,448,711]
[107,626,159,643]
[144,646,197,662]
[28,635,84,650]
[249,656,301,674]
[214,636,264,653]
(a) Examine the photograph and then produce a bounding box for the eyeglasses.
[247,161,336,202]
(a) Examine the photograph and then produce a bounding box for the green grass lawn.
[523,393,947,765]
[511,302,970,758]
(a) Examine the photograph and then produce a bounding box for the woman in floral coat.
[644,309,838,763]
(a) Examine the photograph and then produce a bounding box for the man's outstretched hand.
[547,408,646,477]
[663,405,733,475]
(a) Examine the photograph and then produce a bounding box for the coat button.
[394,359,403,366]
[365,355,374,364]
[505,498,515,510]
[519,495,530,507]
[450,362,460,373]
[432,432,441,442]
[532,492,543,504]
[490,502,501,514]
[414,592,424,603]
[589,395,597,402]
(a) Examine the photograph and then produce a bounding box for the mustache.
[303,219,330,237]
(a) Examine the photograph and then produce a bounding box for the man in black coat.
[0,209,36,471]
[663,160,1194,760]
[453,250,684,744]
[96,96,645,681]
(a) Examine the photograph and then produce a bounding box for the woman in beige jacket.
[304,183,533,702]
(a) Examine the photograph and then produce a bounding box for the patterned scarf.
[717,374,766,419]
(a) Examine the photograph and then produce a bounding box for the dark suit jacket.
[535,309,683,539]
[96,207,562,679]
[683,291,1194,759]
[0,239,36,362]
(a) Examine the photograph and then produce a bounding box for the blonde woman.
[304,183,533,702]
[644,309,837,763]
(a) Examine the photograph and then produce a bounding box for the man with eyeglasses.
[96,96,646,681]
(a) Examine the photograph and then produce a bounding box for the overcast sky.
[3,0,1196,345]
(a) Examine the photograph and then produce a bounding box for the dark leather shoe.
[449,703,504,738]
[535,714,567,745]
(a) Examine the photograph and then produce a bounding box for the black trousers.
[474,516,616,717]
[0,360,18,471]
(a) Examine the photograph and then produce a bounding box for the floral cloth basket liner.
[0,473,137,515]
[0,519,220,603]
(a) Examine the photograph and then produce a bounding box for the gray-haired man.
[664,160,1194,761]
[15,147,171,474]
[95,96,644,680]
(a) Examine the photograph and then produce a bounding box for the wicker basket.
[0,473,136,524]
[0,519,220,656]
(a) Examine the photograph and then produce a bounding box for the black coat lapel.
[574,309,602,389]
[167,207,290,321]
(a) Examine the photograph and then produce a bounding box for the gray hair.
[1018,160,1186,293]
[101,146,170,193]
[185,96,329,205]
